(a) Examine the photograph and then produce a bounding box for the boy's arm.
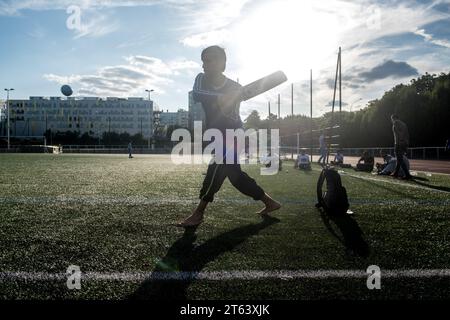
[192,73,243,114]
[192,73,221,105]
[217,87,244,113]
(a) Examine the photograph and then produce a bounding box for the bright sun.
[234,0,341,83]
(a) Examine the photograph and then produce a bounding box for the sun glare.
[234,0,340,83]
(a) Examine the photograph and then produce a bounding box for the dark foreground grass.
[0,153,449,300]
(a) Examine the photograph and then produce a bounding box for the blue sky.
[0,0,449,118]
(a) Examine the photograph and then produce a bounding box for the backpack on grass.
[316,168,349,215]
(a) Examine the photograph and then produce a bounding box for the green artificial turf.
[0,153,449,300]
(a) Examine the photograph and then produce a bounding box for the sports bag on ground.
[316,168,349,215]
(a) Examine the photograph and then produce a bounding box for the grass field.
[0,153,449,300]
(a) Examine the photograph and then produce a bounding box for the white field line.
[312,168,450,194]
[0,269,450,282]
[0,195,448,206]
[344,173,450,194]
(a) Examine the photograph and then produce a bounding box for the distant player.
[391,114,412,179]
[176,45,281,227]
[128,141,133,158]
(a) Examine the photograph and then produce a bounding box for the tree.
[243,110,261,129]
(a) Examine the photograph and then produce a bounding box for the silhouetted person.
[390,114,412,179]
[176,45,281,227]
[128,141,133,158]
[355,150,374,172]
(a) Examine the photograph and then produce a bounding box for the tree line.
[243,72,450,148]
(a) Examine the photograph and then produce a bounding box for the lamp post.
[145,89,154,149]
[107,116,111,146]
[4,88,14,150]
[145,89,154,101]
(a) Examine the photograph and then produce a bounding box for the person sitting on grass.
[355,150,374,172]
[376,150,392,174]
[378,155,410,177]
[295,149,311,170]
[331,150,344,166]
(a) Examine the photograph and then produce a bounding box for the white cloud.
[27,25,46,39]
[72,12,119,39]
[414,28,450,49]
[0,1,158,15]
[181,29,232,47]
[43,55,199,97]
[5,0,450,115]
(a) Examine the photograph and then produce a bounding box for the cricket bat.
[241,71,288,101]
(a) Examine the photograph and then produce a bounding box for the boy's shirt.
[193,73,243,133]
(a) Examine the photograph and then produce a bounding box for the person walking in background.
[390,114,412,179]
[128,141,133,158]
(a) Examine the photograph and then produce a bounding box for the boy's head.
[201,45,226,76]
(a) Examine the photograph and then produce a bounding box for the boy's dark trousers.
[199,160,265,203]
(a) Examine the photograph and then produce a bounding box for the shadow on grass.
[411,178,450,193]
[318,209,370,258]
[350,174,419,199]
[128,215,280,300]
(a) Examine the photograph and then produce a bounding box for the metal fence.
[1,144,449,160]
[279,146,450,161]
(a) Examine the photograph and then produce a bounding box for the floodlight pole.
[291,83,294,159]
[310,70,313,163]
[145,89,154,150]
[4,88,14,150]
[291,83,294,116]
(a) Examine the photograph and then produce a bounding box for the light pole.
[145,89,154,101]
[145,89,154,149]
[4,88,14,150]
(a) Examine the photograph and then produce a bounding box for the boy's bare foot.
[175,211,204,227]
[257,201,281,216]
[257,194,281,216]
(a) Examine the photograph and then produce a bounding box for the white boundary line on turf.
[0,195,449,205]
[312,168,450,194]
[1,269,450,282]
[344,172,450,194]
